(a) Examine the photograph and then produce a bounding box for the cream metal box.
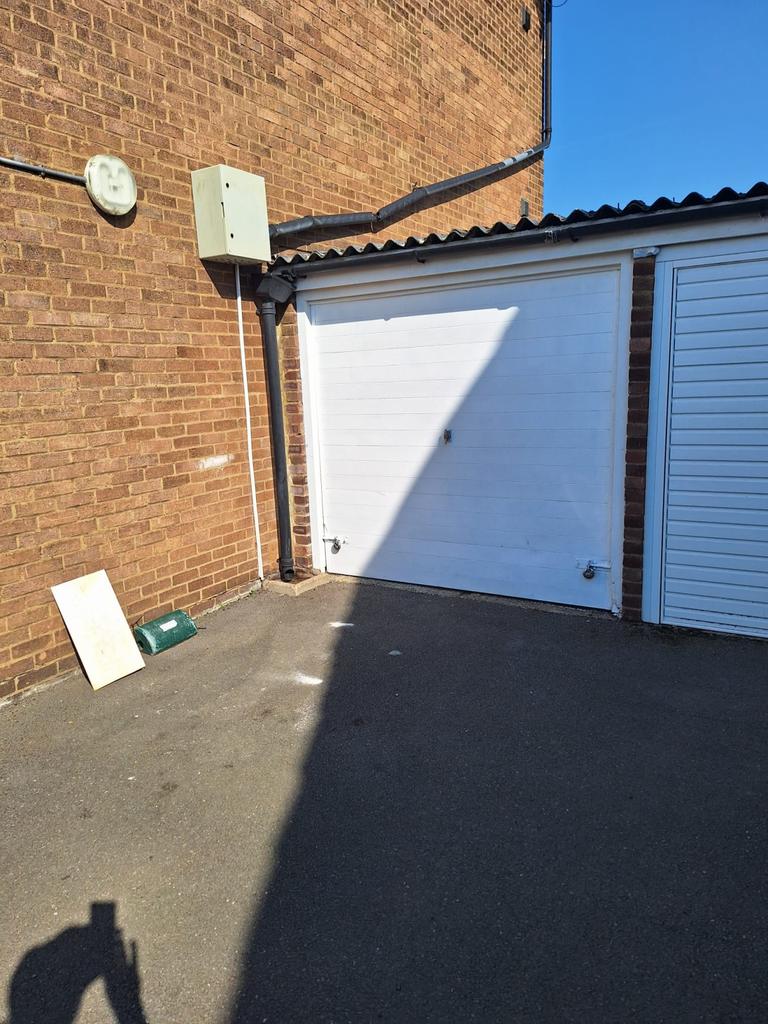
[191,164,271,264]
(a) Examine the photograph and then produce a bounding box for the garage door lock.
[577,559,611,580]
[323,535,346,554]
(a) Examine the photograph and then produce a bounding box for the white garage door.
[661,255,768,637]
[305,268,622,609]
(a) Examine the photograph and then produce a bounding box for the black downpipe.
[0,155,86,187]
[541,0,553,149]
[269,0,553,245]
[256,293,295,582]
[375,158,527,225]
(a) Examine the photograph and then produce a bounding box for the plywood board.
[51,570,145,690]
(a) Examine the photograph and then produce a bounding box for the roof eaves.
[272,181,768,270]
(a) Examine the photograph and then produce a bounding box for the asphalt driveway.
[1,580,766,1023]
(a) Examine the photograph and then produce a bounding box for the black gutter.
[254,274,296,581]
[269,0,553,245]
[279,195,768,279]
[0,156,86,187]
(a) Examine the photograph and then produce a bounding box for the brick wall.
[622,254,657,620]
[272,307,313,576]
[1,0,543,696]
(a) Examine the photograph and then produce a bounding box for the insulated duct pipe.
[255,273,296,581]
[269,0,553,246]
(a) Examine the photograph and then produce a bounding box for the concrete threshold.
[262,573,332,597]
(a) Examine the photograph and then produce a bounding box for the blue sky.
[545,0,768,215]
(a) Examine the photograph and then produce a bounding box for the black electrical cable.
[0,155,85,186]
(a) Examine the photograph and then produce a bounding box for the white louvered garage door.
[661,256,768,637]
[306,268,622,609]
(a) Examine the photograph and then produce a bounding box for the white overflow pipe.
[235,264,264,581]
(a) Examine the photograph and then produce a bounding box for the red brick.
[1,0,543,694]
[621,254,657,619]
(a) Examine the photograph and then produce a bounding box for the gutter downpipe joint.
[255,272,297,582]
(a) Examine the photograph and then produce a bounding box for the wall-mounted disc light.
[84,154,137,216]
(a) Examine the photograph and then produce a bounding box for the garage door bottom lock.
[323,535,347,554]
[577,559,611,580]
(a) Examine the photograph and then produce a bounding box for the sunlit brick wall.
[1,0,543,696]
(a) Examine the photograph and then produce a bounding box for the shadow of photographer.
[8,901,149,1024]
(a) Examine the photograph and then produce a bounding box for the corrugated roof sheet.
[273,182,768,268]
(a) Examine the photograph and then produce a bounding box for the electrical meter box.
[191,164,271,264]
